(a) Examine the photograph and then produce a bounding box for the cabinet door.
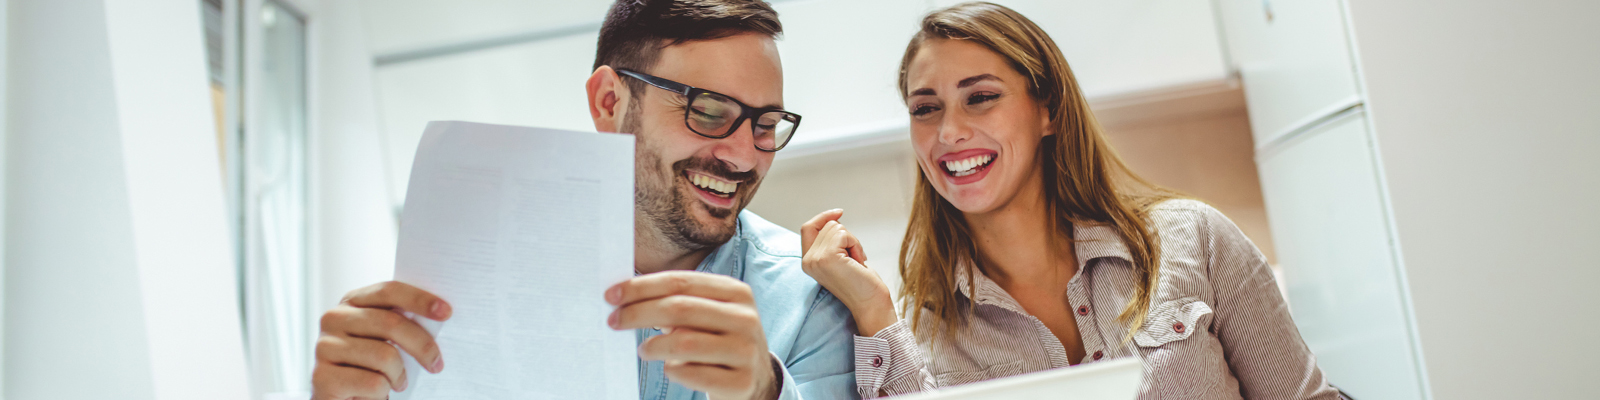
[936,0,1229,97]
[1257,111,1426,399]
[771,0,929,146]
[1218,0,1361,144]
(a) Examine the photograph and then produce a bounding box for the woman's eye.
[910,105,940,116]
[967,93,1000,105]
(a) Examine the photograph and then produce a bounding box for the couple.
[313,1,1343,399]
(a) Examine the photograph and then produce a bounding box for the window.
[202,0,313,397]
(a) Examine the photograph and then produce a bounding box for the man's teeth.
[943,154,994,177]
[690,173,737,196]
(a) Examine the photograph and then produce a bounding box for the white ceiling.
[360,0,616,56]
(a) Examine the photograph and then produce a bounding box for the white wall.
[4,0,250,399]
[0,0,9,395]
[749,144,921,296]
[310,0,401,319]
[359,0,1232,207]
[1343,1,1600,398]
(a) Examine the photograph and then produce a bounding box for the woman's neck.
[964,183,1077,291]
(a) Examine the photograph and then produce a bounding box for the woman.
[799,2,1343,399]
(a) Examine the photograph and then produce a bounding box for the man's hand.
[606,271,780,400]
[312,281,452,400]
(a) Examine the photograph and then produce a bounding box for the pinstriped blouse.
[852,200,1343,399]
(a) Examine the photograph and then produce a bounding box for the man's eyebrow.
[957,74,1001,88]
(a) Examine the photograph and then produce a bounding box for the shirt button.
[1092,351,1104,361]
[1173,322,1186,333]
[871,356,884,368]
[1076,305,1090,316]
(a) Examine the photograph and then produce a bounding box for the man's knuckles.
[312,363,389,399]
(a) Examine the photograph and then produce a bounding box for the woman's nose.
[938,109,973,145]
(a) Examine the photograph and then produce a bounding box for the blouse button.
[1076,305,1090,316]
[1092,351,1104,361]
[871,356,883,368]
[1173,322,1186,333]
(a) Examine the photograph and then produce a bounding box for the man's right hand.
[312,281,452,400]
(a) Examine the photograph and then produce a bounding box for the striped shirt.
[853,200,1343,399]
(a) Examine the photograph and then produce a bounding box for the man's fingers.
[311,361,393,400]
[663,360,754,398]
[605,271,753,306]
[315,334,408,392]
[320,306,443,372]
[638,329,752,366]
[342,281,452,322]
[611,294,759,335]
[800,209,845,253]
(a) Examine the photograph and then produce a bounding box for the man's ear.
[586,66,626,133]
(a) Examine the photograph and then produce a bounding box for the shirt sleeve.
[775,289,860,400]
[853,320,936,398]
[1200,206,1343,400]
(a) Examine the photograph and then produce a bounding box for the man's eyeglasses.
[615,69,802,152]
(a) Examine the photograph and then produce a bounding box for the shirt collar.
[1071,222,1133,269]
[951,221,1133,308]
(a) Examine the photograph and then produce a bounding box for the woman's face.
[904,39,1053,215]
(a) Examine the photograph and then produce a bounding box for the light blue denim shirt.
[636,211,858,400]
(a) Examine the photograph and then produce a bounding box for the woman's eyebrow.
[908,74,1001,97]
[957,73,1001,88]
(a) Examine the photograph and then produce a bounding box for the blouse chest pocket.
[1133,299,1229,398]
[1134,299,1213,347]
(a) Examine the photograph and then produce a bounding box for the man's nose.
[710,119,761,173]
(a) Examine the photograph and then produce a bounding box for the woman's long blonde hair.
[897,2,1182,339]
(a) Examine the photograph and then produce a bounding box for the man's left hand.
[607,271,779,400]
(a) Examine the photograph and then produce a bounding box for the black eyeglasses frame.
[615,68,802,152]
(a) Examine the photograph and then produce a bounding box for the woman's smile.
[936,148,999,185]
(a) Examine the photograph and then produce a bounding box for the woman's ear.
[1039,104,1056,137]
[586,66,627,133]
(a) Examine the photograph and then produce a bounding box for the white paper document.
[391,121,638,400]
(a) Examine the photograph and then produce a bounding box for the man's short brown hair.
[594,0,782,95]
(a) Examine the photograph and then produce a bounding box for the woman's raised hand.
[800,209,899,337]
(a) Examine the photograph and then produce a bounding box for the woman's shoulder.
[1146,198,1231,232]
[1145,198,1257,259]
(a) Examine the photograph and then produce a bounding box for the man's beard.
[625,112,763,253]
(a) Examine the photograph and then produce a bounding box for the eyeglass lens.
[689,91,798,151]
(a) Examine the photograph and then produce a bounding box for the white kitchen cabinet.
[771,0,930,150]
[936,0,1230,98]
[1217,0,1362,144]
[1257,110,1426,399]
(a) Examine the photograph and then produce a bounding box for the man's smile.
[684,169,739,208]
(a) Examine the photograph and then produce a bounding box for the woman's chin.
[938,187,1003,214]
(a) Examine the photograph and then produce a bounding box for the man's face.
[621,33,784,252]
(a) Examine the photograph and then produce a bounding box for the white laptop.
[890,357,1143,400]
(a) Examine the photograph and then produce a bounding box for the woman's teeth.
[690,172,737,197]
[943,154,994,177]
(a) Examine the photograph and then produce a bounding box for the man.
[310,1,857,399]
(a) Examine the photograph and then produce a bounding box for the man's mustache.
[672,157,757,183]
